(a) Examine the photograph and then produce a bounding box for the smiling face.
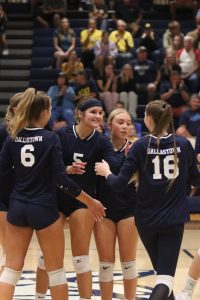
[79,106,104,128]
[109,111,132,140]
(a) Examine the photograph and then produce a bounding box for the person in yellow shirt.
[109,19,134,68]
[61,50,84,82]
[80,18,102,68]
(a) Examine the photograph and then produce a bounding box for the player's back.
[1,128,59,207]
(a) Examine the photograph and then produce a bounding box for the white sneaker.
[2,49,9,55]
[176,291,192,300]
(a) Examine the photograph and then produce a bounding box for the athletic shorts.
[7,199,59,231]
[57,189,87,217]
[0,195,9,212]
[105,207,135,223]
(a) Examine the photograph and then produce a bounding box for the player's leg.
[176,248,200,300]
[117,217,138,300]
[36,216,68,300]
[69,208,95,299]
[35,212,66,299]
[94,218,116,300]
[0,212,7,272]
[0,222,33,300]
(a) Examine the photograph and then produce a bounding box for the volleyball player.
[95,100,200,300]
[0,88,105,300]
[36,98,117,300]
[0,94,21,271]
[94,109,138,300]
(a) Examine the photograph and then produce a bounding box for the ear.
[77,110,83,120]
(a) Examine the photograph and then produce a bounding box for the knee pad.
[121,260,138,280]
[47,268,67,287]
[0,267,21,286]
[99,262,114,282]
[156,275,174,296]
[37,252,46,270]
[72,255,90,274]
[197,248,200,257]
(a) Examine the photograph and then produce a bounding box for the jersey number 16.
[152,155,179,180]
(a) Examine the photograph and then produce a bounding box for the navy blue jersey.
[0,123,8,152]
[195,126,200,154]
[57,125,116,199]
[97,140,136,214]
[106,134,200,227]
[0,128,81,208]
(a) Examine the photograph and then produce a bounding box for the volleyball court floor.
[3,224,199,300]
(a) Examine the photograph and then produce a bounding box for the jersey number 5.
[21,145,35,167]
[152,155,179,179]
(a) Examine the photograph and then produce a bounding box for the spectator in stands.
[109,19,134,68]
[36,0,66,28]
[172,34,184,51]
[53,18,76,69]
[114,0,142,37]
[47,72,75,130]
[176,94,200,143]
[160,70,190,126]
[94,31,118,77]
[163,21,183,51]
[80,18,102,68]
[0,4,8,56]
[97,64,119,114]
[61,50,84,83]
[73,70,99,103]
[176,35,200,93]
[88,0,108,30]
[139,22,162,66]
[160,48,182,90]
[187,23,200,50]
[116,64,138,118]
[169,0,198,20]
[129,46,160,102]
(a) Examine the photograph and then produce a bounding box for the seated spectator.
[61,50,84,83]
[176,94,200,143]
[89,0,108,30]
[114,0,142,37]
[94,31,118,77]
[163,21,183,51]
[160,70,190,126]
[139,22,162,66]
[73,70,99,103]
[0,4,8,55]
[36,0,66,28]
[127,121,139,143]
[160,48,182,90]
[115,100,125,109]
[176,35,200,93]
[109,19,134,68]
[97,64,119,114]
[80,18,102,68]
[53,18,76,70]
[172,34,184,51]
[116,64,138,118]
[169,0,198,20]
[47,72,75,130]
[129,46,160,102]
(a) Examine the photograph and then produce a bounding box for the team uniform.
[97,140,136,222]
[105,134,200,276]
[0,122,12,211]
[0,128,82,230]
[57,125,116,217]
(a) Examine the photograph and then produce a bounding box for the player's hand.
[66,162,87,175]
[95,160,111,177]
[87,199,106,221]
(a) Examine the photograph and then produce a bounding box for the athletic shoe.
[176,291,192,300]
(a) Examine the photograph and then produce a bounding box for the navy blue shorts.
[105,207,135,223]
[7,200,59,231]
[57,189,87,217]
[0,196,9,212]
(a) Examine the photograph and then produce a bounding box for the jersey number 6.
[21,145,35,167]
